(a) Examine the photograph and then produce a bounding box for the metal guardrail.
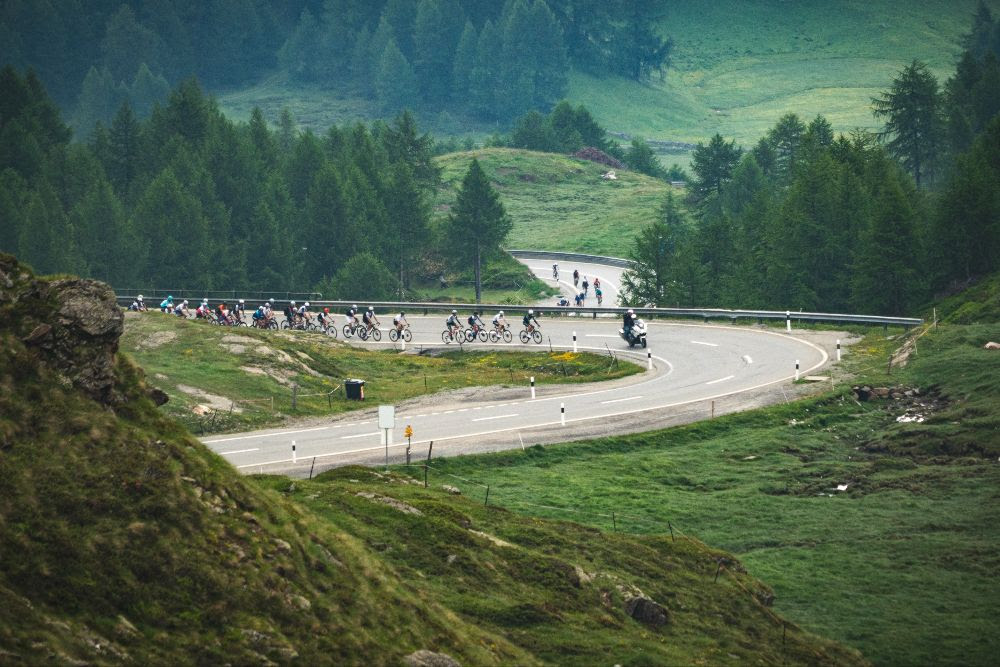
[112,288,322,302]
[507,249,633,269]
[117,295,923,328]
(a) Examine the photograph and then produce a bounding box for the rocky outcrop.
[1,254,123,404]
[624,595,670,627]
[403,650,461,667]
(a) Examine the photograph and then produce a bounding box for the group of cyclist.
[550,264,604,306]
[132,295,543,343]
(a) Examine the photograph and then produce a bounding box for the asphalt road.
[202,316,829,474]
[520,259,625,307]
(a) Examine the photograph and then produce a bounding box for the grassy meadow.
[434,148,673,256]
[399,324,1000,665]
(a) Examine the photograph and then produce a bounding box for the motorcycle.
[620,318,648,348]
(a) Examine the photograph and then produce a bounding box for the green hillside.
[434,148,673,256]
[219,0,994,152]
[0,255,866,663]
[411,321,1000,665]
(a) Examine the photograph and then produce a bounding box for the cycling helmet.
[239,299,244,304]
[183,300,188,305]
[400,311,405,317]
[304,302,310,307]
[269,298,274,304]
[452,309,457,314]
[324,307,329,313]
[499,310,504,316]
[352,304,357,310]
[137,294,143,300]
[291,300,296,305]
[528,309,534,315]
[167,295,173,301]
[368,306,374,311]
[628,309,634,314]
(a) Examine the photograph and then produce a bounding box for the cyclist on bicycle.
[216,301,229,324]
[492,310,507,332]
[393,311,408,332]
[173,299,189,317]
[345,304,359,331]
[523,309,539,333]
[232,299,245,323]
[129,294,147,311]
[317,307,330,331]
[296,301,311,327]
[159,296,173,313]
[362,306,380,335]
[284,301,296,327]
[467,311,484,337]
[552,263,559,279]
[253,304,266,326]
[446,309,461,338]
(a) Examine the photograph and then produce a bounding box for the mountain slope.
[434,148,673,256]
[0,253,864,663]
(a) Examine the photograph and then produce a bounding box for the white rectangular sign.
[378,405,395,430]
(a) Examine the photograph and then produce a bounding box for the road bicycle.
[252,316,278,330]
[441,326,464,344]
[388,324,412,342]
[464,325,489,343]
[489,325,513,343]
[519,325,543,344]
[342,320,361,338]
[357,324,382,341]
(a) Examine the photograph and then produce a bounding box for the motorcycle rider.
[623,308,636,341]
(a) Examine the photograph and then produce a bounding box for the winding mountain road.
[202,316,833,474]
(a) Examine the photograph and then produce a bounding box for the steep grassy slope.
[121,312,639,434]
[434,148,673,256]
[931,271,1000,324]
[414,325,1000,665]
[0,254,863,664]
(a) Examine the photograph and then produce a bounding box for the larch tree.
[872,60,944,187]
[445,158,512,303]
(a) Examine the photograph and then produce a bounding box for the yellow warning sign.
[404,425,413,438]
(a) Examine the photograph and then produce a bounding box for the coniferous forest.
[1,3,999,315]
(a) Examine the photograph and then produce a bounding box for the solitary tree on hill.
[445,158,512,303]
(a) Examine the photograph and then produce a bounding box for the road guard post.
[405,424,413,464]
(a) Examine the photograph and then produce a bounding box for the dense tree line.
[621,5,1000,315]
[1,1,671,133]
[0,68,510,300]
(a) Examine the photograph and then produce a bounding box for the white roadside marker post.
[647,349,653,370]
[795,360,800,381]
[530,376,535,400]
[786,310,792,332]
[292,440,297,464]
[560,402,566,426]
[573,331,577,353]
[836,339,841,362]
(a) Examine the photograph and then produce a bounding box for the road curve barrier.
[115,294,923,329]
[508,249,633,269]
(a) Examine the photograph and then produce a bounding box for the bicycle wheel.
[519,330,530,343]
[478,329,489,343]
[402,328,412,342]
[502,329,512,343]
[489,330,499,343]
[357,327,368,341]
[327,326,338,339]
[236,319,247,327]
[281,320,289,329]
[371,328,382,342]
[389,329,399,342]
[342,324,353,338]
[464,328,476,343]
[267,320,278,330]
[532,330,542,344]
[441,330,452,344]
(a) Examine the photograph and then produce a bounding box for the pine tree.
[107,102,141,198]
[73,66,121,137]
[128,63,169,118]
[851,161,922,314]
[872,60,944,187]
[383,0,418,60]
[248,107,277,168]
[625,138,665,178]
[452,22,478,99]
[469,20,502,118]
[690,134,742,204]
[527,0,569,108]
[279,9,322,82]
[764,113,806,183]
[100,5,164,84]
[375,39,418,113]
[445,158,512,302]
[413,0,464,105]
[384,163,430,291]
[496,0,536,119]
[380,111,441,188]
[277,108,296,153]
[620,192,688,306]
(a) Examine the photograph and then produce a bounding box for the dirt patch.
[136,330,177,350]
[175,384,242,413]
[221,344,247,354]
[469,530,514,548]
[221,335,256,345]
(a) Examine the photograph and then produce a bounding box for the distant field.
[433,148,674,256]
[218,0,992,154]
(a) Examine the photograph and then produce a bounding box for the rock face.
[624,596,670,627]
[1,254,123,404]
